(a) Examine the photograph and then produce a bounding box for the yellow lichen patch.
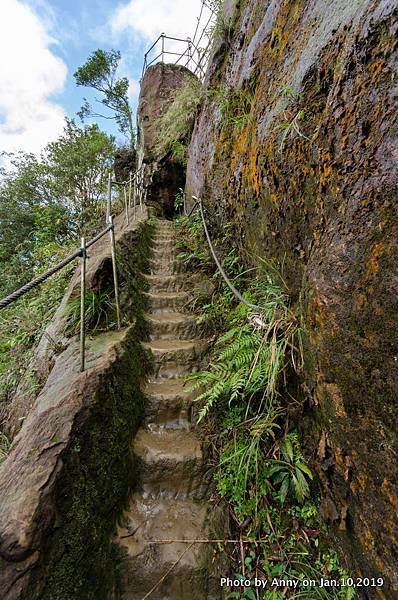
[357,472,367,491]
[367,241,384,277]
[381,478,398,512]
[355,292,367,311]
[230,124,250,177]
[359,519,376,551]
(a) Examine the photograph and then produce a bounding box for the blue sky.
[0,0,212,154]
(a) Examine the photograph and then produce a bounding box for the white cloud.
[112,0,204,40]
[0,0,67,156]
[111,0,214,77]
[128,79,140,102]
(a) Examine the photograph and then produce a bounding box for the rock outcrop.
[186,0,398,595]
[137,63,199,218]
[0,208,152,599]
[114,148,137,183]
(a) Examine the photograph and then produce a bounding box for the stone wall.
[186,0,398,595]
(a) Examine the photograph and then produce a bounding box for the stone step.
[133,429,209,499]
[116,497,221,599]
[151,235,175,244]
[148,257,184,275]
[143,273,190,292]
[144,339,207,379]
[145,311,201,340]
[144,290,190,312]
[144,378,196,428]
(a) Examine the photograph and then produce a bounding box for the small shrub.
[212,84,255,131]
[156,78,202,164]
[64,290,115,336]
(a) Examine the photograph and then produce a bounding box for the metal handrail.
[141,34,208,80]
[186,195,262,313]
[0,167,147,371]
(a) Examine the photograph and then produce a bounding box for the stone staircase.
[115,220,224,599]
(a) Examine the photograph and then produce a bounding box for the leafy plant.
[64,290,115,336]
[156,78,202,163]
[207,0,234,47]
[187,276,300,421]
[267,432,313,504]
[0,432,10,464]
[212,84,255,131]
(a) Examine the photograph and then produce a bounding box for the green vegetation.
[275,87,311,156]
[0,119,115,429]
[212,84,255,131]
[156,77,202,165]
[175,213,356,599]
[0,432,10,464]
[64,290,115,336]
[207,0,234,47]
[75,49,135,148]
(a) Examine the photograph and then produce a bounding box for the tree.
[74,49,135,149]
[0,120,115,296]
[44,119,115,232]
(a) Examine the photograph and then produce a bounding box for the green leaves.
[74,49,134,148]
[267,433,313,504]
[156,78,202,162]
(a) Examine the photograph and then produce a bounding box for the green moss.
[40,332,146,600]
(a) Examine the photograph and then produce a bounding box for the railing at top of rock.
[141,1,217,81]
[141,34,206,80]
[0,168,147,371]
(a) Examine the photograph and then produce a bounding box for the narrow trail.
[116,220,221,599]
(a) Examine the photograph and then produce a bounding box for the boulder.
[137,63,198,217]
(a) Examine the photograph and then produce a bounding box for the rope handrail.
[187,196,262,313]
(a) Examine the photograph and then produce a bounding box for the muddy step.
[144,378,196,428]
[144,339,207,364]
[142,273,192,293]
[148,257,184,276]
[151,234,175,242]
[144,339,207,378]
[151,245,177,259]
[116,497,222,600]
[146,311,201,340]
[133,429,209,499]
[144,290,190,312]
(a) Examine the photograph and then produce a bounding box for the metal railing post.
[80,237,86,372]
[133,173,137,212]
[109,215,121,329]
[161,33,165,62]
[106,172,112,223]
[124,186,129,225]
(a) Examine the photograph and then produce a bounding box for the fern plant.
[186,276,300,422]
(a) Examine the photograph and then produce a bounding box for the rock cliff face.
[0,209,152,599]
[137,63,198,217]
[186,0,398,595]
